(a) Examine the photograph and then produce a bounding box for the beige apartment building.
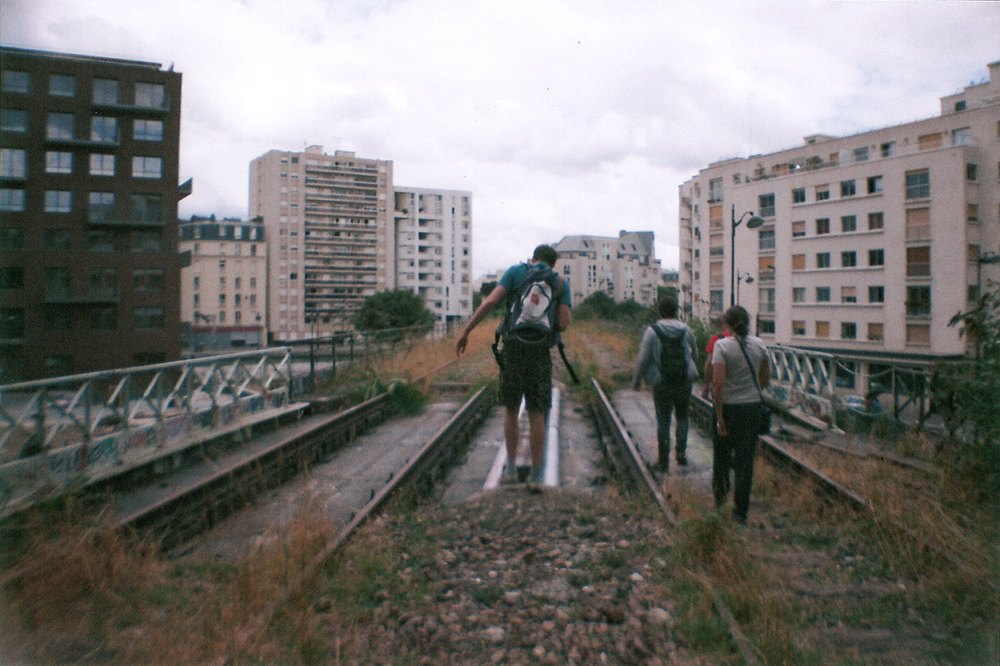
[178,217,267,349]
[249,147,393,341]
[679,59,1000,389]
[554,231,662,307]
[393,186,473,322]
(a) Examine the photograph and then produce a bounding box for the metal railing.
[0,347,294,459]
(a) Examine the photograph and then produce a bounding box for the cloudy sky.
[3,0,998,277]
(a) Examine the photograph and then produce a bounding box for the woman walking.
[710,306,769,525]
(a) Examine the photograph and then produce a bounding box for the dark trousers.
[712,402,760,521]
[652,379,691,466]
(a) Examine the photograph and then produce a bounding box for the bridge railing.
[0,347,295,462]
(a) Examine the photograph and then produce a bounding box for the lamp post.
[731,205,765,306]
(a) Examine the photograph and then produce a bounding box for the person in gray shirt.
[711,305,769,525]
[632,296,698,472]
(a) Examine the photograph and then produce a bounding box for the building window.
[966,163,978,181]
[792,220,806,237]
[48,74,76,97]
[133,268,164,292]
[89,153,115,176]
[841,286,857,303]
[132,156,162,179]
[816,252,831,268]
[853,147,869,162]
[906,246,930,277]
[906,285,931,316]
[44,228,71,250]
[45,112,75,140]
[135,82,166,109]
[868,212,884,230]
[905,207,930,240]
[792,187,806,204]
[758,319,775,335]
[130,231,162,253]
[758,228,775,251]
[133,306,165,330]
[905,169,930,199]
[918,133,942,150]
[759,287,775,313]
[758,193,775,217]
[816,287,830,302]
[815,185,830,201]
[1,109,28,132]
[133,119,164,141]
[867,175,883,194]
[967,203,979,224]
[867,323,884,342]
[88,192,114,223]
[815,321,830,338]
[792,254,806,271]
[44,306,73,332]
[952,127,971,145]
[91,307,117,330]
[0,189,25,212]
[869,286,884,303]
[1,70,30,93]
[792,320,806,336]
[45,151,73,174]
[841,251,857,267]
[880,142,895,157]
[0,227,24,249]
[841,322,857,340]
[792,287,806,302]
[841,180,856,197]
[709,178,722,202]
[709,290,723,312]
[841,215,857,233]
[45,267,71,300]
[132,193,163,223]
[868,249,885,266]
[816,218,830,235]
[90,116,118,143]
[0,266,24,289]
[907,324,930,345]
[89,267,117,299]
[87,230,115,252]
[0,148,26,178]
[92,78,119,105]
[44,190,72,213]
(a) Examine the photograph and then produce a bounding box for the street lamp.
[731,205,765,306]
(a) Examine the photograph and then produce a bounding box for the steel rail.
[233,386,494,656]
[589,378,762,666]
[688,387,996,592]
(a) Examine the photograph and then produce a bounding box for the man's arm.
[455,285,507,356]
[556,303,571,333]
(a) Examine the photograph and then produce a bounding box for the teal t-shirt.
[498,262,572,308]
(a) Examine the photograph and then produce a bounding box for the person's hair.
[532,244,558,267]
[658,296,678,318]
[723,305,751,337]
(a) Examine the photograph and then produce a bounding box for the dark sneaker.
[676,453,688,466]
[527,466,544,492]
[503,464,519,484]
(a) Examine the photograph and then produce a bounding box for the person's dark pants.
[712,402,760,522]
[652,379,691,468]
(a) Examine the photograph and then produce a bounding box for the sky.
[2,0,999,278]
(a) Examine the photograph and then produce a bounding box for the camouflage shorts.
[498,341,553,413]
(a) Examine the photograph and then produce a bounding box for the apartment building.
[249,147,393,341]
[178,216,267,349]
[679,59,1000,390]
[393,186,473,322]
[0,47,185,382]
[554,231,662,307]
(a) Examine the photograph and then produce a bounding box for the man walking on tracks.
[455,244,572,490]
[632,296,698,473]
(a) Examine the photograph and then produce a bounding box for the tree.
[354,290,435,332]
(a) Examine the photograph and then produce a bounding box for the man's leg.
[504,405,520,465]
[527,410,546,467]
[672,383,691,465]
[652,382,671,471]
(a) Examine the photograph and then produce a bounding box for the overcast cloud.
[2,0,998,276]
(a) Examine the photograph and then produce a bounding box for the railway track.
[592,377,995,664]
